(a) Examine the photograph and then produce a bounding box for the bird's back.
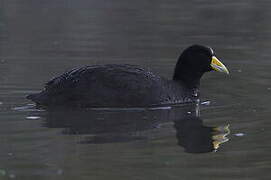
[27,64,194,107]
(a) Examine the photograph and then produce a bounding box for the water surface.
[0,0,271,179]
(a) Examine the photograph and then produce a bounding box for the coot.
[27,45,229,108]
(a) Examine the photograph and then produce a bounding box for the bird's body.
[27,45,229,108]
[28,64,195,107]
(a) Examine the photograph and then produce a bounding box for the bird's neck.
[173,67,202,90]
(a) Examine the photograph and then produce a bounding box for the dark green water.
[0,0,271,179]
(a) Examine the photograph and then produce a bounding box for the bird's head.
[173,45,229,88]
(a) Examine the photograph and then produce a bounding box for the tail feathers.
[26,93,47,104]
[26,94,36,100]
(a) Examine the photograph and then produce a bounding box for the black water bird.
[27,45,229,108]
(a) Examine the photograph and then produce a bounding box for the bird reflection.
[174,116,230,153]
[173,103,230,153]
[38,103,230,153]
[42,108,171,143]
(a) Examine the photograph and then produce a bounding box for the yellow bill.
[211,56,229,74]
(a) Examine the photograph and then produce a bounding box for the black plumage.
[27,45,227,108]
